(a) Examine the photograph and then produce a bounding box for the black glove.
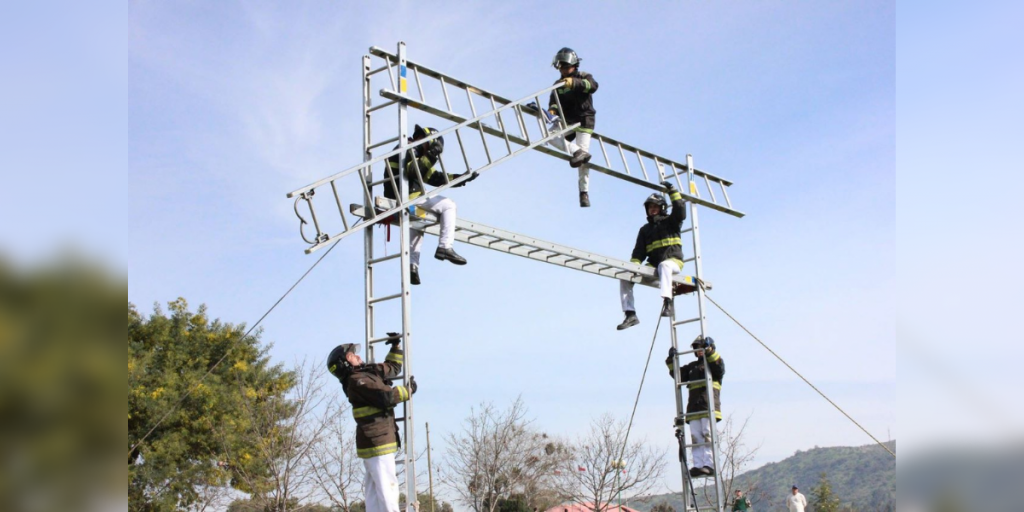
[451,172,478,188]
[668,346,677,358]
[661,180,675,191]
[385,332,401,348]
[408,376,418,395]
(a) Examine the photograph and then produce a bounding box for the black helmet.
[691,335,715,350]
[413,124,444,156]
[552,47,580,69]
[327,343,361,379]
[644,193,668,213]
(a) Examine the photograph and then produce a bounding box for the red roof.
[545,503,640,512]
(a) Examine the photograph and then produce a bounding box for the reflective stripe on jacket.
[631,191,687,268]
[340,346,412,458]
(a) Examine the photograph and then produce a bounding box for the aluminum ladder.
[666,156,726,512]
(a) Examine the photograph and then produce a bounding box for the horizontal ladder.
[351,199,711,291]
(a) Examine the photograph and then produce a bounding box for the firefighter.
[617,181,686,330]
[327,335,418,512]
[666,336,725,478]
[546,47,598,207]
[384,124,477,284]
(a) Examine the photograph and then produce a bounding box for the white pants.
[620,260,681,312]
[688,417,714,469]
[363,453,400,512]
[547,125,592,192]
[410,195,456,266]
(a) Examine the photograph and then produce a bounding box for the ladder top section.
[369,46,744,220]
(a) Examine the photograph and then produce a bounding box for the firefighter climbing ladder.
[285,42,744,512]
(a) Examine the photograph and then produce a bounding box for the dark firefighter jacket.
[383,143,455,202]
[340,345,412,459]
[631,189,687,269]
[666,348,725,422]
[548,70,598,135]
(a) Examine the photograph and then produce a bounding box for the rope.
[615,312,664,471]
[702,292,896,459]
[128,239,343,459]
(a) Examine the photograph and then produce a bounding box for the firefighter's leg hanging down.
[617,259,681,330]
[410,194,466,285]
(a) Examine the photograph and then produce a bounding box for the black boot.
[617,311,639,331]
[410,264,420,285]
[435,246,467,265]
[661,297,674,317]
[569,149,591,168]
[701,466,715,476]
[579,191,590,208]
[689,467,704,478]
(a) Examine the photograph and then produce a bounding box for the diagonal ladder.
[367,46,744,219]
[288,82,580,254]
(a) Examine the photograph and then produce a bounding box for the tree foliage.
[128,299,293,511]
[810,472,841,512]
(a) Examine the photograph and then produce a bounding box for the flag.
[578,466,586,472]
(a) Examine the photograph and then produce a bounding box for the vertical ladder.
[362,42,418,512]
[667,155,725,512]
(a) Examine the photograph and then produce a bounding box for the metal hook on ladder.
[294,190,328,245]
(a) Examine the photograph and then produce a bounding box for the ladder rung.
[367,135,401,151]
[673,317,701,327]
[683,441,713,448]
[368,253,401,265]
[367,99,398,113]
[678,380,706,387]
[368,292,403,305]
[368,333,403,344]
[683,257,696,263]
[395,416,406,422]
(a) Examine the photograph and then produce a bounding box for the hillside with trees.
[635,441,895,512]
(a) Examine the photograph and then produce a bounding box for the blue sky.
[120,0,895,493]
[3,0,904,499]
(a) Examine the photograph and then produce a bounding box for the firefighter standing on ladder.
[546,47,598,208]
[328,336,417,512]
[383,124,477,285]
[667,336,725,478]
[617,180,686,330]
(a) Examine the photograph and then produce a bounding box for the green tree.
[128,299,293,511]
[810,472,841,512]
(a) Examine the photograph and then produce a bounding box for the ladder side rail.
[381,90,745,218]
[688,154,724,511]
[362,54,377,366]
[668,308,693,511]
[396,42,417,512]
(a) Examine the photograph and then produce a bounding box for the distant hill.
[631,441,895,511]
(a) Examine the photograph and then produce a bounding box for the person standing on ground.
[787,485,807,512]
[731,489,752,511]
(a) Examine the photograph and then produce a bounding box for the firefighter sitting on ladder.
[383,124,478,285]
[666,336,725,478]
[328,336,417,512]
[546,47,598,208]
[617,180,686,330]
